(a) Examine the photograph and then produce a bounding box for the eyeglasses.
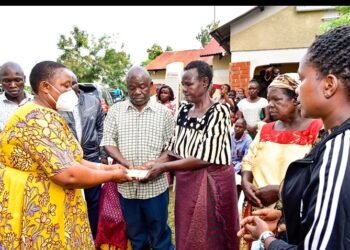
[2,78,24,85]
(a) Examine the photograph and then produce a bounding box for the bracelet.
[96,163,102,170]
[259,230,275,244]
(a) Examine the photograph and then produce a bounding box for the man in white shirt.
[0,62,33,131]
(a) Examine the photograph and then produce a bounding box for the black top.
[269,118,350,249]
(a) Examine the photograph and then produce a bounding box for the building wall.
[230,6,327,51]
[231,48,307,79]
[254,63,299,77]
[149,70,166,84]
[229,61,250,90]
[212,54,230,84]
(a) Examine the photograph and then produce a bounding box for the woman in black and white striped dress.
[143,60,240,250]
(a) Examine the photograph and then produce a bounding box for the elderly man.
[0,62,33,131]
[59,71,107,239]
[101,66,175,250]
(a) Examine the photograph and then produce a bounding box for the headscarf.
[268,73,300,92]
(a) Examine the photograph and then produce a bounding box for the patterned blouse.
[242,119,323,189]
[167,102,231,165]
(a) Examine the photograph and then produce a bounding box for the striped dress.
[168,102,240,250]
[167,102,231,164]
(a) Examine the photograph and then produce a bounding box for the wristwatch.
[259,230,275,245]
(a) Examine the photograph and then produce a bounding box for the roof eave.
[210,6,263,53]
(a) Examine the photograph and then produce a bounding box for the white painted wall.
[231,48,308,79]
[213,69,229,84]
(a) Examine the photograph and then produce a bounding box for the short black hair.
[223,83,231,92]
[248,79,260,89]
[184,60,213,87]
[29,61,66,94]
[157,84,175,101]
[228,89,236,98]
[305,25,350,98]
[280,88,297,100]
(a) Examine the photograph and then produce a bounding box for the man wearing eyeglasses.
[0,62,33,132]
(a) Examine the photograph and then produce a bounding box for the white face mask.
[47,83,78,112]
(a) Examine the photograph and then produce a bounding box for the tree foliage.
[57,26,131,89]
[141,43,173,66]
[320,6,350,33]
[196,20,220,48]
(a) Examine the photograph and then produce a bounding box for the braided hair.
[305,25,350,98]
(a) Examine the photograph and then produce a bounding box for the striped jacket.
[270,118,350,250]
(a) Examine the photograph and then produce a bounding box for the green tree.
[141,44,173,66]
[320,6,350,33]
[24,85,32,94]
[57,26,131,90]
[196,20,220,48]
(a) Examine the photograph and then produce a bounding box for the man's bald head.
[126,66,152,84]
[126,66,153,109]
[0,62,25,77]
[0,62,26,100]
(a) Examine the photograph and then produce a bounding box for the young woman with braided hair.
[238,25,350,250]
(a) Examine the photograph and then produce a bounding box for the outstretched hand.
[241,181,263,208]
[138,160,156,170]
[139,162,165,183]
[252,208,281,232]
[104,163,127,171]
[255,185,279,206]
[112,168,133,183]
[237,216,270,242]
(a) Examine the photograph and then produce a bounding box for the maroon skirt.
[175,165,240,250]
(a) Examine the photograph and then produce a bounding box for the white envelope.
[127,169,149,178]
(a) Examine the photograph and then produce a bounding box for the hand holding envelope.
[125,160,158,181]
[126,169,149,179]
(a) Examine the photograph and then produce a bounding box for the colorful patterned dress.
[0,102,94,249]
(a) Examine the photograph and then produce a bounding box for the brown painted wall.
[213,54,230,84]
[149,70,166,84]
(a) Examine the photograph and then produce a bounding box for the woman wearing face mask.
[0,61,131,249]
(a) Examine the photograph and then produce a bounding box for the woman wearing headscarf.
[240,73,322,249]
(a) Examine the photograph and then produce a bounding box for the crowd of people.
[0,25,349,250]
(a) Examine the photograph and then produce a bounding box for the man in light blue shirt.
[231,118,252,182]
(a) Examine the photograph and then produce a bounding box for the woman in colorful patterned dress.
[0,61,130,249]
